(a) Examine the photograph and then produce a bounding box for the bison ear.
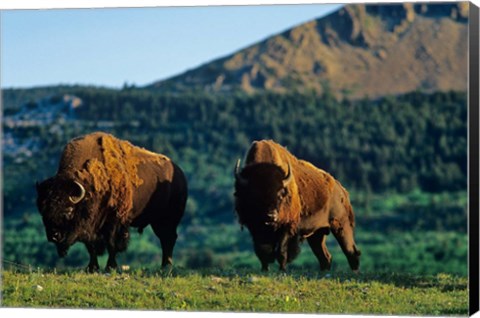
[282,160,293,188]
[234,159,248,186]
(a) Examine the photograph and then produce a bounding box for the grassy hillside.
[1,269,468,315]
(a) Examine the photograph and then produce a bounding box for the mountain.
[2,94,83,162]
[148,2,469,99]
[3,94,82,128]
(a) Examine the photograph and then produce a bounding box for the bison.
[234,140,360,272]
[36,132,187,272]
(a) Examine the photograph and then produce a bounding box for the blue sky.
[1,3,343,89]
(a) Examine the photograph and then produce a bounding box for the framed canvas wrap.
[1,0,479,316]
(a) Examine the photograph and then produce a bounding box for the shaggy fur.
[37,132,187,272]
[71,133,168,224]
[235,140,360,272]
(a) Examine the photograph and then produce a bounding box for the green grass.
[1,268,468,315]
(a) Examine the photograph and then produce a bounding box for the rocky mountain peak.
[148,2,469,99]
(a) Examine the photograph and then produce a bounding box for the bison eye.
[278,188,288,199]
[65,207,74,220]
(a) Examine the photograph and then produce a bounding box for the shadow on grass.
[101,265,468,292]
[8,264,467,292]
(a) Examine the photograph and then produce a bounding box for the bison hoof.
[161,257,173,268]
[105,266,118,273]
[106,259,118,272]
[86,265,100,273]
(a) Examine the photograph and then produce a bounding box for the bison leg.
[330,218,361,272]
[253,242,275,271]
[85,243,100,273]
[105,225,129,272]
[152,224,178,267]
[150,183,186,268]
[286,235,301,263]
[260,261,269,272]
[106,247,118,272]
[276,232,291,271]
[307,229,332,271]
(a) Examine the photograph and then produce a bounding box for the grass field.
[1,268,468,315]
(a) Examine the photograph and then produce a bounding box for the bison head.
[234,159,294,228]
[36,176,86,257]
[234,159,303,269]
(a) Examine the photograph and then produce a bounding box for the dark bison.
[36,132,187,272]
[234,140,360,272]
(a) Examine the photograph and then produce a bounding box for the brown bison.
[234,140,360,272]
[36,132,187,272]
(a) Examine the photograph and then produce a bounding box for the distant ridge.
[148,2,469,99]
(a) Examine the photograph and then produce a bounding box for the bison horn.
[69,181,86,204]
[234,159,248,185]
[282,160,293,187]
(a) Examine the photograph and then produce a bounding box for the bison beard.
[36,132,187,272]
[234,140,361,272]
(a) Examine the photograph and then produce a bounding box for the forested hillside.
[2,88,468,275]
